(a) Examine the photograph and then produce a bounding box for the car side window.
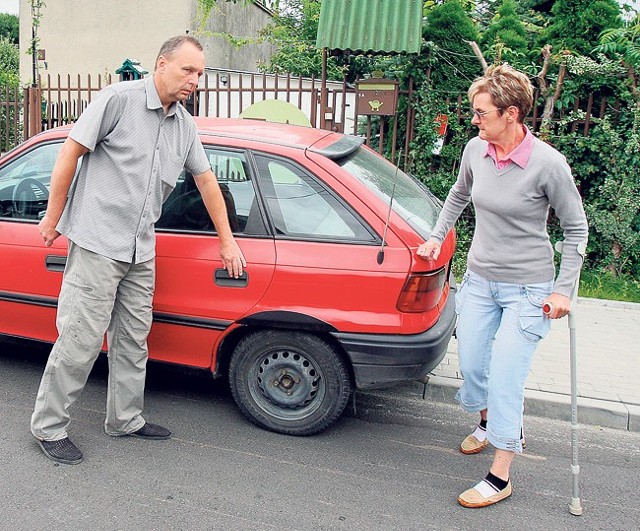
[253,154,375,241]
[156,148,266,235]
[0,142,62,221]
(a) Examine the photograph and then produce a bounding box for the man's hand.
[38,215,61,247]
[194,169,247,278]
[542,292,571,319]
[220,238,246,278]
[37,137,88,248]
[417,238,441,261]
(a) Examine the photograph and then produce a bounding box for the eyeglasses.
[471,108,502,120]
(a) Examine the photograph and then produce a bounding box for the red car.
[0,118,456,435]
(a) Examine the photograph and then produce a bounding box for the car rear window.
[336,147,441,240]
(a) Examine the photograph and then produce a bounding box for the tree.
[257,0,333,77]
[423,0,482,91]
[542,0,623,56]
[530,0,626,133]
[0,37,20,150]
[0,13,18,45]
[0,37,18,87]
[597,13,640,104]
[523,0,555,23]
[481,0,530,67]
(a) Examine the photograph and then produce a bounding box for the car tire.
[229,330,352,436]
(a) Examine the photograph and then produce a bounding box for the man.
[31,35,245,465]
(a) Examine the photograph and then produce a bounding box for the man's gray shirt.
[58,76,211,263]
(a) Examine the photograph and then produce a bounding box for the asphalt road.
[0,340,637,531]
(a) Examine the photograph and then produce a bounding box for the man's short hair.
[155,35,203,70]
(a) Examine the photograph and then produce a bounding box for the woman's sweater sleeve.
[545,156,589,297]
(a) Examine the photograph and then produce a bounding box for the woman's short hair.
[155,35,203,69]
[468,64,534,123]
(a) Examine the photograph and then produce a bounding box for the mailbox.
[355,78,399,116]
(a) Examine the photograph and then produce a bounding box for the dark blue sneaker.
[36,437,83,465]
[130,422,171,440]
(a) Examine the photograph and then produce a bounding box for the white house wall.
[19,0,275,86]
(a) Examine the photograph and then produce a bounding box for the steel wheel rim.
[248,347,327,421]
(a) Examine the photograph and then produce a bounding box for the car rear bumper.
[332,280,457,389]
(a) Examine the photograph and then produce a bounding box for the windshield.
[337,147,441,239]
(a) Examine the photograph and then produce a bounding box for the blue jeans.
[455,270,553,452]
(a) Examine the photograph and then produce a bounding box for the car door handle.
[214,268,248,287]
[45,255,67,273]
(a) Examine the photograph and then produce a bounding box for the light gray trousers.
[31,242,155,441]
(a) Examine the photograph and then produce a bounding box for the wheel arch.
[214,311,356,387]
[237,310,339,333]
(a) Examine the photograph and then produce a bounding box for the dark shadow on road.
[0,336,232,400]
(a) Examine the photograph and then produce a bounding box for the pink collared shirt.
[485,125,535,170]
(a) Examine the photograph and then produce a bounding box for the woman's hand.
[542,292,572,319]
[417,239,441,261]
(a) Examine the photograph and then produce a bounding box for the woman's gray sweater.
[430,135,588,297]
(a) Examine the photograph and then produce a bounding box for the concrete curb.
[353,377,639,432]
[577,296,640,310]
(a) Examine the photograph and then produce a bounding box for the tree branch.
[536,46,570,135]
[466,40,488,72]
[536,44,552,96]
[627,64,639,100]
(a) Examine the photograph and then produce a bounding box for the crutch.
[543,240,587,516]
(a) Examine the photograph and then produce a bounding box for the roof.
[115,58,148,75]
[316,0,423,54]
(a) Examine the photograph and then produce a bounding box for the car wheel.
[229,330,352,436]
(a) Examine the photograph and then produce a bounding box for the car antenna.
[377,149,402,265]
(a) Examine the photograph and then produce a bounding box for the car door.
[250,153,411,333]
[152,146,276,368]
[0,140,68,343]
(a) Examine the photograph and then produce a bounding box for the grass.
[578,269,640,303]
[453,262,640,303]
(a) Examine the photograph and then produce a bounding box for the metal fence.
[0,85,22,152]
[440,90,624,133]
[0,72,628,162]
[185,69,416,166]
[40,73,113,130]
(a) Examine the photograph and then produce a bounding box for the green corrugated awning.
[316,0,422,54]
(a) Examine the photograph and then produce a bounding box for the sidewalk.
[356,297,640,432]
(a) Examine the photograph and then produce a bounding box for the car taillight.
[397,268,447,313]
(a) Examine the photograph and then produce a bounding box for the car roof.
[196,118,364,158]
[28,117,364,159]
[196,117,333,146]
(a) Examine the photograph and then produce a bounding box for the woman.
[418,64,588,508]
